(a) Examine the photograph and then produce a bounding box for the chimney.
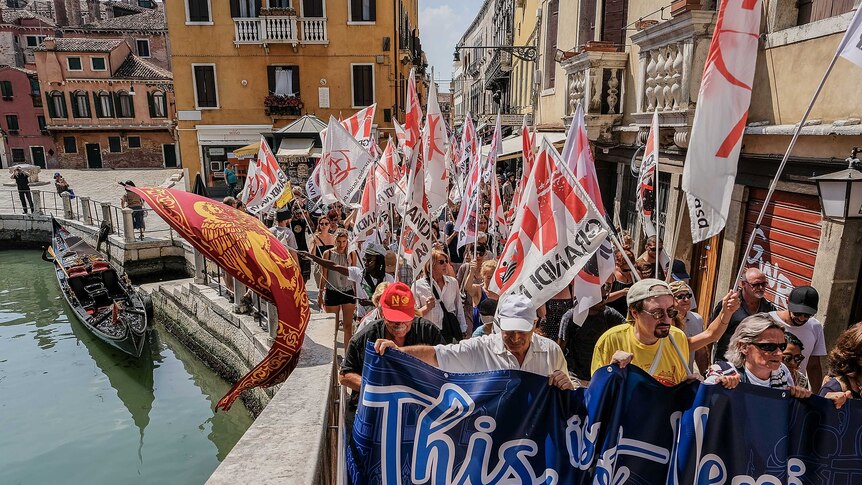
[88,0,101,22]
[65,0,83,26]
[53,0,68,26]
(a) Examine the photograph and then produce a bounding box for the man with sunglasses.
[783,333,810,390]
[710,268,775,364]
[591,279,740,386]
[766,286,825,393]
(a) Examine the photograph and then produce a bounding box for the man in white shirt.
[373,293,574,390]
[767,285,826,393]
[412,250,468,341]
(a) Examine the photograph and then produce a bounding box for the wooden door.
[691,233,722,315]
[85,143,102,169]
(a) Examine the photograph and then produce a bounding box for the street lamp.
[452,45,538,62]
[811,147,862,219]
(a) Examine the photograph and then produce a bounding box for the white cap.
[496,294,535,332]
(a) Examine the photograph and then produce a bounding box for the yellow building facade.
[165,0,424,192]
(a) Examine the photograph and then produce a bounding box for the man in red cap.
[340,282,444,412]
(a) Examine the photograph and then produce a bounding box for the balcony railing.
[561,48,628,143]
[233,16,328,45]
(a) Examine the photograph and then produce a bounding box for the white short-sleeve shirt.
[434,333,568,377]
[412,276,468,333]
[767,311,827,374]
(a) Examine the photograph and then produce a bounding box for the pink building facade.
[0,65,54,168]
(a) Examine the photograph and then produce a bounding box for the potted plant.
[264,94,303,116]
[261,6,297,16]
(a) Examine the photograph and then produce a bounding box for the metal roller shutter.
[740,188,821,309]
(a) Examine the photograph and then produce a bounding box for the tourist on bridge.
[373,293,575,390]
[11,166,34,214]
[120,181,145,240]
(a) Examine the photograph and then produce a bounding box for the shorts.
[298,255,312,282]
[130,205,145,230]
[324,287,356,307]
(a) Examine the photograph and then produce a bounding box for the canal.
[0,250,253,485]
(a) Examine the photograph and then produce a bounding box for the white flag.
[400,142,434,271]
[838,6,862,68]
[352,162,378,246]
[682,0,761,243]
[638,109,660,238]
[240,136,290,215]
[423,82,449,219]
[305,163,321,201]
[320,104,377,150]
[319,116,374,206]
[490,140,608,302]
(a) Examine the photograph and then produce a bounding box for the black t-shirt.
[445,222,464,263]
[607,279,634,316]
[562,306,626,380]
[13,172,30,191]
[291,218,308,251]
[341,317,444,409]
[710,292,776,363]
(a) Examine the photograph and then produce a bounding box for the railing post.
[194,249,205,284]
[80,196,92,225]
[61,191,73,219]
[233,280,248,313]
[32,191,43,215]
[100,202,113,233]
[122,207,135,243]
[267,301,278,339]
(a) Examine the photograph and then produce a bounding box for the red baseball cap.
[381,282,415,322]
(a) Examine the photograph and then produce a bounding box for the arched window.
[95,91,114,118]
[71,90,90,118]
[148,90,167,118]
[47,91,67,118]
[116,91,134,118]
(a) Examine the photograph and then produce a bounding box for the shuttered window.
[797,0,855,25]
[193,65,218,108]
[352,64,374,107]
[95,91,114,118]
[350,0,376,22]
[116,92,135,118]
[0,81,12,99]
[148,91,167,118]
[229,0,260,18]
[601,0,627,47]
[64,136,77,153]
[71,91,91,118]
[187,0,210,22]
[303,0,324,17]
[267,66,300,96]
[47,91,67,118]
[543,0,559,89]
[108,136,122,153]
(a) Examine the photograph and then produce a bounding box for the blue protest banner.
[347,343,862,484]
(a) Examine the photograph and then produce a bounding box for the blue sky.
[419,0,484,91]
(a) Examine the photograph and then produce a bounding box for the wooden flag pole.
[732,43,843,288]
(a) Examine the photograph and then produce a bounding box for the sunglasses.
[642,308,679,320]
[791,312,812,320]
[436,259,449,265]
[782,354,805,364]
[750,341,787,352]
[674,293,693,301]
[747,281,768,289]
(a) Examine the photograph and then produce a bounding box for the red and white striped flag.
[508,121,535,220]
[423,82,449,218]
[402,68,423,163]
[639,109,660,237]
[487,114,509,241]
[239,136,291,215]
[319,116,374,206]
[400,141,434,271]
[320,104,377,151]
[490,140,608,301]
[352,160,378,246]
[683,0,761,243]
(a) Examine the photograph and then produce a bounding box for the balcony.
[233,16,328,46]
[629,10,717,149]
[264,94,303,118]
[561,47,628,143]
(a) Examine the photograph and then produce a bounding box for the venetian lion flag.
[319,116,375,206]
[128,187,310,411]
[490,141,608,302]
[239,137,291,215]
[682,0,761,243]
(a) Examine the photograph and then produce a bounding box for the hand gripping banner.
[129,187,310,411]
[348,343,862,484]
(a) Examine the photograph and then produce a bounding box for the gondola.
[45,217,148,357]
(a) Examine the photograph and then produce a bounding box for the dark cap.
[276,209,292,222]
[478,298,498,317]
[787,286,818,315]
[671,259,690,281]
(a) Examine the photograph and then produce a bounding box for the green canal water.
[0,250,254,485]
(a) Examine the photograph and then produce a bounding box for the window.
[64,136,77,153]
[29,77,41,107]
[11,148,25,163]
[71,91,91,118]
[30,147,45,167]
[0,81,12,99]
[25,35,46,48]
[543,0,559,90]
[302,0,324,17]
[5,114,19,134]
[116,91,135,118]
[135,39,150,58]
[349,0,375,22]
[67,57,83,71]
[186,0,211,22]
[193,64,218,108]
[230,0,260,17]
[798,0,856,25]
[108,136,122,153]
[267,66,300,96]
[47,91,67,118]
[37,115,47,134]
[351,64,374,107]
[91,57,106,71]
[95,91,114,118]
[148,90,167,118]
[128,136,142,148]
[138,0,154,7]
[270,0,290,8]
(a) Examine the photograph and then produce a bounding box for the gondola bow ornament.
[129,187,310,411]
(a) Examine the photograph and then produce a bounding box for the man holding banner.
[374,293,574,390]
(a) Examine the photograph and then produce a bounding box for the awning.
[232,142,260,158]
[310,147,323,158]
[276,138,314,157]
